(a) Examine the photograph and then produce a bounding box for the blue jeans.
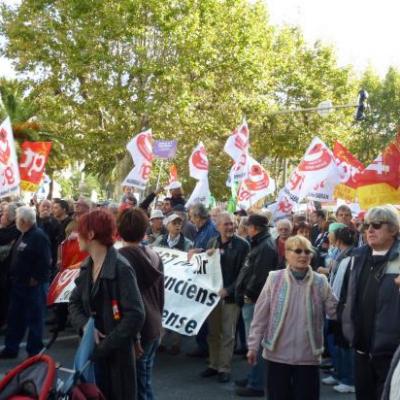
[4,283,47,355]
[242,303,264,391]
[136,338,159,400]
[336,347,354,386]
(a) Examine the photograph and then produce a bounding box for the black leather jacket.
[235,230,278,304]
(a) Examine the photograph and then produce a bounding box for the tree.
[0,0,360,198]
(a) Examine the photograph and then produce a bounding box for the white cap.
[150,209,164,220]
[168,181,182,190]
[164,213,183,226]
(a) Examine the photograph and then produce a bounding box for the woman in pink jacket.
[247,235,338,400]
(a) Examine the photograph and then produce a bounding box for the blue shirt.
[193,218,218,250]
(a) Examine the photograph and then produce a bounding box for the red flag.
[333,142,365,189]
[353,133,400,189]
[19,141,52,192]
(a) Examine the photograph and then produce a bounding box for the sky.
[0,0,399,78]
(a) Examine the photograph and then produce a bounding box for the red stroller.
[0,333,104,399]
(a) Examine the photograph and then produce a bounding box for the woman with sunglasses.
[246,235,338,400]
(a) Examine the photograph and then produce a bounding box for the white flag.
[122,129,153,189]
[237,156,275,210]
[189,142,209,180]
[224,119,249,161]
[186,178,211,208]
[0,117,20,198]
[283,137,340,203]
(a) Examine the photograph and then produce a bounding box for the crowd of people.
[1,181,400,400]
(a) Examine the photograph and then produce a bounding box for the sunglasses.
[289,248,312,255]
[363,221,388,230]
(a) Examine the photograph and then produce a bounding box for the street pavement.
[0,329,355,399]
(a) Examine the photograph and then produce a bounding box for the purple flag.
[153,140,178,159]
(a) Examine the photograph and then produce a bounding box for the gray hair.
[16,206,36,225]
[190,203,209,220]
[365,205,400,233]
[277,218,293,231]
[6,202,19,222]
[216,211,234,225]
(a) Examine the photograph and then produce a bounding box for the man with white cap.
[153,213,193,251]
[168,181,186,208]
[146,209,166,244]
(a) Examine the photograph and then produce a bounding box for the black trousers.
[265,360,320,400]
[354,352,392,400]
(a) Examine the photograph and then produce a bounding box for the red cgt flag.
[19,141,52,192]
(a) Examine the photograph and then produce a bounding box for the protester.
[235,213,278,397]
[118,208,164,400]
[310,209,326,246]
[210,206,223,224]
[69,209,145,400]
[146,209,166,245]
[173,204,197,242]
[74,197,92,219]
[37,199,60,277]
[168,181,186,208]
[0,206,52,358]
[323,226,356,394]
[0,203,20,331]
[161,197,173,216]
[201,212,250,383]
[52,198,72,243]
[153,213,193,251]
[275,219,293,268]
[237,216,249,239]
[187,203,218,358]
[342,205,400,400]
[247,235,338,400]
[335,205,353,227]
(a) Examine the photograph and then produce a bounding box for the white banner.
[48,246,223,337]
[157,247,222,335]
[122,129,153,190]
[237,156,275,210]
[189,142,209,180]
[0,118,20,198]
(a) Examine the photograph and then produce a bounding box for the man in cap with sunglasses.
[343,205,400,400]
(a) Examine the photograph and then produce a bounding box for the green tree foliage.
[0,0,393,199]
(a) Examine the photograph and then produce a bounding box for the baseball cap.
[164,213,183,226]
[168,181,182,190]
[150,209,164,220]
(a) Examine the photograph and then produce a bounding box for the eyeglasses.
[363,221,388,230]
[289,248,312,255]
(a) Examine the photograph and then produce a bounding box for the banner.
[333,141,365,201]
[237,156,275,210]
[156,247,222,335]
[47,246,223,336]
[122,129,153,190]
[153,140,177,159]
[0,118,20,198]
[283,137,339,203]
[189,142,209,180]
[19,141,52,192]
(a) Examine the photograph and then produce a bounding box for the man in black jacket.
[235,213,278,397]
[343,205,400,400]
[0,206,51,358]
[200,212,250,383]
